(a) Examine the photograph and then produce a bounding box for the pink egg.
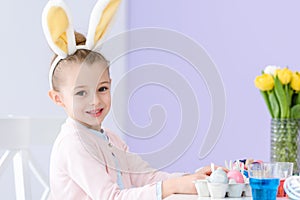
[227,170,244,183]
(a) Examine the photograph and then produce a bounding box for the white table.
[165,194,289,200]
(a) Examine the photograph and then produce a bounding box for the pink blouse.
[48,118,183,199]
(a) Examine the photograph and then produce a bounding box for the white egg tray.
[193,180,252,198]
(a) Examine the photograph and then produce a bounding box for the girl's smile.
[86,107,104,118]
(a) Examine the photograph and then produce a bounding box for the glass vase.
[270,119,300,174]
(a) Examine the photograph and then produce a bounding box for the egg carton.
[193,180,252,198]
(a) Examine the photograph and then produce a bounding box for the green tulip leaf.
[274,77,288,118]
[296,93,300,105]
[285,85,292,108]
[261,91,274,118]
[291,104,300,119]
[269,91,280,118]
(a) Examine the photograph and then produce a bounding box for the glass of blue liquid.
[250,178,279,200]
[248,163,280,200]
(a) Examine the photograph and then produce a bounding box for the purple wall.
[123,0,300,173]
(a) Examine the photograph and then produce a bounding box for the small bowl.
[207,182,228,198]
[193,179,210,197]
[227,183,245,197]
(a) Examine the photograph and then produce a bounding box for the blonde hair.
[50,32,109,91]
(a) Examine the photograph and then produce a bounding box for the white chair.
[0,117,65,200]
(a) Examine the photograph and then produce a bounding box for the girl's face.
[57,61,111,131]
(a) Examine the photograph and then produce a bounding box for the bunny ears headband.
[42,0,121,89]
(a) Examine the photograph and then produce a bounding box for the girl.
[43,0,212,199]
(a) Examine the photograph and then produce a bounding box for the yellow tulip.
[254,74,274,91]
[291,72,300,91]
[276,68,293,85]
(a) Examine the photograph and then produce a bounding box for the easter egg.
[227,170,244,184]
[208,167,228,184]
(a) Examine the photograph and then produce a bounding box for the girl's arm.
[125,151,186,187]
[51,135,162,200]
[162,166,211,198]
[125,150,212,198]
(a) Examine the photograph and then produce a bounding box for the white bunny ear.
[42,0,76,57]
[86,0,121,50]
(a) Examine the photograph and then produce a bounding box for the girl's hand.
[195,165,229,176]
[162,165,214,198]
[162,173,199,198]
[195,165,213,177]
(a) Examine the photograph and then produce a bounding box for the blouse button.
[108,143,113,148]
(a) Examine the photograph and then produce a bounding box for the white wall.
[0,0,127,199]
